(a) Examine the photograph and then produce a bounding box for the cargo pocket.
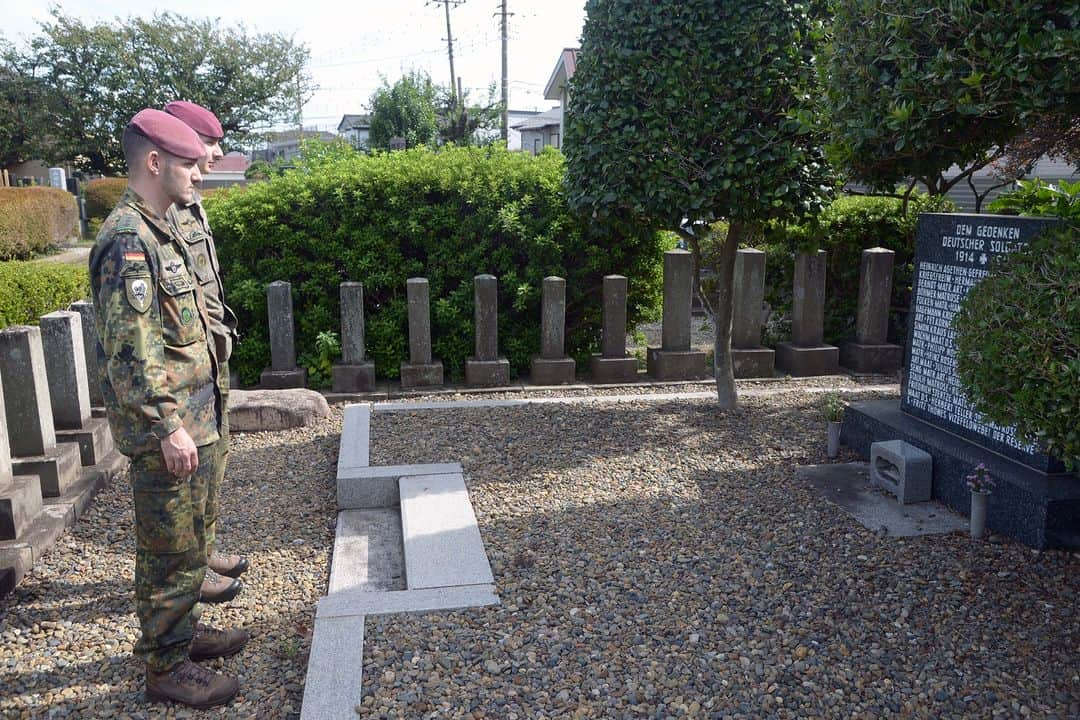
[132,473,198,554]
[184,235,216,286]
[159,277,202,347]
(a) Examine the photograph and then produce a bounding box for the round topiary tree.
[954,225,1080,468]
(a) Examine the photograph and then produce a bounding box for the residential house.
[202,151,250,189]
[512,108,563,155]
[338,114,372,150]
[543,48,580,146]
[253,128,338,163]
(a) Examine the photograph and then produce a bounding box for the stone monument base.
[529,357,575,385]
[840,342,902,374]
[774,342,839,376]
[0,475,42,541]
[56,417,114,466]
[400,361,443,389]
[465,357,510,387]
[12,442,82,498]
[332,361,376,393]
[841,399,1080,550]
[731,347,775,378]
[589,355,640,384]
[646,348,709,381]
[261,368,308,389]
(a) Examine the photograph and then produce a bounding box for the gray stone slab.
[791,250,828,347]
[0,369,10,481]
[328,508,405,595]
[799,462,966,537]
[406,278,433,365]
[0,475,42,541]
[589,355,640,383]
[775,342,839,376]
[299,614,365,720]
[529,357,575,385]
[600,275,629,358]
[400,474,494,590]
[339,282,368,364]
[0,325,56,457]
[840,342,903,375]
[331,362,375,393]
[337,404,370,473]
[318,584,499,619]
[732,248,767,349]
[267,281,297,371]
[539,276,567,358]
[855,247,895,346]
[68,301,103,407]
[13,442,81,498]
[646,348,709,381]
[337,463,463,510]
[731,347,775,378]
[39,311,91,430]
[399,361,443,389]
[473,274,500,361]
[260,368,307,389]
[465,357,510,387]
[55,416,113,467]
[661,250,693,351]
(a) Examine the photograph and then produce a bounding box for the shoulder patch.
[125,275,152,313]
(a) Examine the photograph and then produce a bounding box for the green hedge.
[0,261,90,327]
[955,225,1079,468]
[0,187,80,260]
[206,146,668,385]
[84,177,127,220]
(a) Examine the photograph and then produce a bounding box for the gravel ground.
[2,380,1077,720]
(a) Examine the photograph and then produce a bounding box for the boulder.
[228,389,331,432]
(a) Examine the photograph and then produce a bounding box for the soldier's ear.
[146,150,161,176]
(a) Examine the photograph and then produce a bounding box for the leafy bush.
[954,225,1079,468]
[84,177,127,220]
[0,261,90,327]
[0,187,80,260]
[750,193,955,345]
[988,178,1080,224]
[206,146,667,384]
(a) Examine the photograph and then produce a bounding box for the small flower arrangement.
[824,392,846,423]
[966,463,996,494]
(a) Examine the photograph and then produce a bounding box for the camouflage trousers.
[130,444,214,671]
[204,358,230,558]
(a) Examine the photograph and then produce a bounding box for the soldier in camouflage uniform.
[163,101,247,604]
[89,109,247,709]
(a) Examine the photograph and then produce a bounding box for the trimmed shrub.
[84,177,128,221]
[954,225,1079,468]
[206,146,668,386]
[988,178,1080,223]
[0,187,80,260]
[0,261,90,327]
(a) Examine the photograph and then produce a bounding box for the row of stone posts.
[259,246,902,391]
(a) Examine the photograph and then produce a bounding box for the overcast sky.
[1,0,587,131]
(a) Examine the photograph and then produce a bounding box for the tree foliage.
[437,83,503,147]
[367,71,440,150]
[821,0,1080,195]
[564,0,831,407]
[0,9,314,174]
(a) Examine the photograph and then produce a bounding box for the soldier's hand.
[162,427,199,477]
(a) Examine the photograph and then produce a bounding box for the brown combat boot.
[208,552,249,578]
[189,622,250,660]
[145,660,239,709]
[199,569,242,603]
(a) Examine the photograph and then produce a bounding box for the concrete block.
[337,463,463,510]
[731,347,775,378]
[840,342,902,375]
[870,440,933,504]
[13,442,82,498]
[400,474,494,590]
[646,348,709,381]
[328,508,405,595]
[774,342,839,376]
[337,404,370,473]
[529,357,576,385]
[299,615,365,720]
[0,503,72,596]
[55,416,113,466]
[318,584,499,619]
[399,361,443,389]
[0,475,43,540]
[465,357,510,387]
[589,355,640,384]
[267,281,298,371]
[259,367,307,389]
[331,362,376,393]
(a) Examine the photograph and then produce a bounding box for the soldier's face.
[161,154,202,205]
[197,135,224,175]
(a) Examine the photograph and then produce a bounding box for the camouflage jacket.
[89,187,221,457]
[166,190,238,363]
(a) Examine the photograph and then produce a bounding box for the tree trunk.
[712,221,743,410]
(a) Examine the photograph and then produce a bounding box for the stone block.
[473,274,501,361]
[870,440,933,504]
[318,584,499,619]
[774,342,839,376]
[266,281,298,371]
[840,341,903,375]
[299,615,366,720]
[0,325,56,457]
[732,248,767,349]
[39,311,92,430]
[229,388,329,431]
[12,442,81,498]
[529,356,576,385]
[0,475,43,540]
[259,367,307,389]
[589,355,640,384]
[406,278,434,365]
[400,473,494,590]
[328,508,405,594]
[731,347,775,378]
[399,361,443,389]
[337,404,370,474]
[600,275,630,358]
[55,416,114,466]
[791,250,828,347]
[646,348,709,381]
[331,362,376,393]
[465,357,510,387]
[661,250,694,351]
[69,301,104,407]
[855,248,895,346]
[337,462,463,510]
[339,282,368,364]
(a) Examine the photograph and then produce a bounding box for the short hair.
[121,126,157,170]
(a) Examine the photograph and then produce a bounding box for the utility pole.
[499,0,509,142]
[430,0,466,107]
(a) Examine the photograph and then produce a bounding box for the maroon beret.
[164,100,224,140]
[128,109,206,161]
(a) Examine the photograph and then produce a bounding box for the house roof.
[338,114,371,133]
[262,129,338,147]
[544,48,580,100]
[210,152,250,173]
[510,107,562,131]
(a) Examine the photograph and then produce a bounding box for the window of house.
[550,133,560,149]
[533,138,541,155]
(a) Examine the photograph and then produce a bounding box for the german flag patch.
[123,251,146,263]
